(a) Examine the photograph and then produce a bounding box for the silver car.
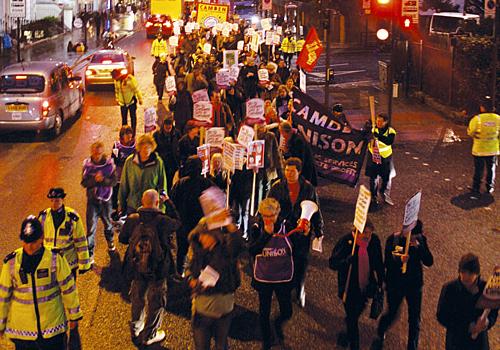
[0,61,84,137]
[84,49,135,87]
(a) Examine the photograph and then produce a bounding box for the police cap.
[47,187,66,199]
[20,215,43,243]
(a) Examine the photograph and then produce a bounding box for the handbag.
[369,287,384,320]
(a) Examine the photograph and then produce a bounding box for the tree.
[421,0,459,12]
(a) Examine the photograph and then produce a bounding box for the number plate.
[11,112,22,120]
[6,104,28,112]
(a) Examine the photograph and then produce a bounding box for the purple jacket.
[81,157,117,202]
[112,140,136,179]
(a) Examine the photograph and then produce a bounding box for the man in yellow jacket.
[151,33,168,61]
[295,36,305,56]
[280,34,296,68]
[112,69,143,137]
[0,216,82,350]
[467,96,499,198]
[39,188,91,277]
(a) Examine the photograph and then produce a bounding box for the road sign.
[73,18,83,29]
[401,0,419,24]
[10,0,26,17]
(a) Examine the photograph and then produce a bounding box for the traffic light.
[372,0,393,18]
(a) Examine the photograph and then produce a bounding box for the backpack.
[128,218,165,279]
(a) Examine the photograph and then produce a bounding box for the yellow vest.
[114,75,143,107]
[0,247,82,340]
[151,38,168,57]
[295,39,305,53]
[39,207,91,272]
[368,127,396,158]
[281,37,296,54]
[467,112,500,156]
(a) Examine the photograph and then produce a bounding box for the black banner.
[291,88,368,187]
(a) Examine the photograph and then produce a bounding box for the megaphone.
[288,200,319,236]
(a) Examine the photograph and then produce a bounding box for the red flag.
[296,27,323,72]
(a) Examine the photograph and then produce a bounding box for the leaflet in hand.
[199,265,220,288]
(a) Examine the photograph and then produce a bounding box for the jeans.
[343,290,368,350]
[155,83,165,100]
[12,333,66,350]
[472,155,497,192]
[130,278,167,341]
[258,284,293,348]
[120,101,137,135]
[192,311,233,350]
[86,199,113,258]
[377,287,422,350]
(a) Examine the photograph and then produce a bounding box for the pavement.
[0,26,498,350]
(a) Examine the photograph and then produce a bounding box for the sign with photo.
[197,144,211,175]
[247,140,265,169]
[223,50,239,69]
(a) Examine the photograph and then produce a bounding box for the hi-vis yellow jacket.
[114,74,143,107]
[281,37,296,54]
[295,39,305,53]
[0,247,82,340]
[467,112,500,156]
[39,207,91,272]
[151,38,168,58]
[368,127,397,158]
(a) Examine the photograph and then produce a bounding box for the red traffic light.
[404,18,411,27]
[372,0,393,17]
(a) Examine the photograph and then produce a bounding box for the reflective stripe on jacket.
[0,247,82,340]
[368,127,396,158]
[114,75,143,107]
[467,112,500,156]
[39,207,91,271]
[295,39,305,53]
[281,38,296,54]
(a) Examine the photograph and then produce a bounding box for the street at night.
[0,3,498,350]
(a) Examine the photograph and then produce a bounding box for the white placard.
[403,191,422,231]
[251,33,260,52]
[247,140,265,169]
[246,98,265,120]
[223,50,239,69]
[215,22,224,31]
[353,185,371,233]
[312,236,323,253]
[216,69,231,87]
[246,28,255,36]
[173,26,181,36]
[273,33,281,45]
[261,18,272,31]
[185,22,194,33]
[194,23,200,30]
[229,66,240,81]
[299,70,306,93]
[222,28,230,37]
[258,69,269,82]
[232,23,239,32]
[237,125,255,147]
[193,101,213,123]
[192,89,210,103]
[212,26,218,36]
[197,144,211,175]
[169,35,178,47]
[144,107,157,133]
[223,141,246,172]
[237,40,244,51]
[203,43,212,54]
[166,76,176,92]
[199,265,220,287]
[206,127,226,148]
[265,31,274,46]
[276,26,282,35]
[199,186,229,222]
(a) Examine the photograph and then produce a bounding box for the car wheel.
[51,111,64,138]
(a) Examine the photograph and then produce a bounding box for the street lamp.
[376,28,389,41]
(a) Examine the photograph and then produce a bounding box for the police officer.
[467,96,500,199]
[366,113,396,207]
[151,32,168,62]
[39,188,91,277]
[0,216,83,350]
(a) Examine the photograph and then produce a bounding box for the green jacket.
[118,152,167,211]
[467,112,500,156]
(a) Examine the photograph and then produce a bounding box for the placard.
[216,69,231,87]
[223,50,239,69]
[197,144,211,175]
[246,98,265,120]
[237,125,255,147]
[353,185,371,233]
[251,33,260,52]
[203,43,212,54]
[144,107,157,133]
[246,27,255,36]
[223,141,246,172]
[222,28,230,37]
[215,22,224,31]
[276,26,282,35]
[232,23,239,32]
[169,35,178,47]
[185,22,194,33]
[237,40,244,51]
[258,69,269,82]
[265,31,274,46]
[206,127,226,148]
[273,33,281,45]
[192,89,210,103]
[193,101,213,123]
[261,18,272,31]
[166,76,176,92]
[173,26,181,36]
[229,66,240,81]
[403,191,422,232]
[199,186,232,229]
[247,140,265,169]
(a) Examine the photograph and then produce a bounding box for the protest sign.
[265,31,274,46]
[222,28,230,37]
[237,125,255,148]
[206,127,225,148]
[273,33,281,45]
[223,50,238,69]
[199,265,220,287]
[403,191,422,232]
[192,89,210,103]
[193,101,213,123]
[261,18,272,31]
[251,33,260,52]
[199,186,232,229]
[223,141,246,172]
[291,88,368,186]
[246,98,265,120]
[232,23,239,32]
[246,27,255,36]
[197,144,211,175]
[215,22,223,31]
[229,66,240,81]
[203,43,212,54]
[258,69,269,83]
[169,35,178,47]
[353,185,371,233]
[276,26,282,35]
[212,26,218,36]
[185,22,194,33]
[194,22,200,30]
[216,69,231,87]
[144,107,157,133]
[237,40,244,51]
[247,140,265,169]
[166,76,176,92]
[173,26,181,36]
[197,3,229,28]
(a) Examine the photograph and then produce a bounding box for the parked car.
[0,61,83,137]
[145,15,174,39]
[84,49,135,88]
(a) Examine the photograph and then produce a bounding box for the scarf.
[357,238,370,292]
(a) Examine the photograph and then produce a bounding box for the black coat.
[329,233,384,299]
[238,64,258,99]
[153,128,181,174]
[153,61,168,86]
[178,135,199,169]
[437,279,498,350]
[283,132,318,187]
[170,90,193,132]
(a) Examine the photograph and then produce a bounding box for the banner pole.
[342,228,359,303]
[401,231,411,274]
[226,170,231,209]
[250,169,257,216]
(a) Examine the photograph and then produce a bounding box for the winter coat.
[153,128,181,174]
[238,64,258,99]
[153,61,168,86]
[169,89,193,133]
[81,157,117,202]
[283,131,318,186]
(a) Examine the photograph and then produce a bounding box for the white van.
[429,12,480,35]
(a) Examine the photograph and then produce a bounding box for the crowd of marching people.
[0,11,498,350]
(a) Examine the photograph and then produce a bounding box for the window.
[91,53,125,63]
[50,71,61,93]
[0,75,45,93]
